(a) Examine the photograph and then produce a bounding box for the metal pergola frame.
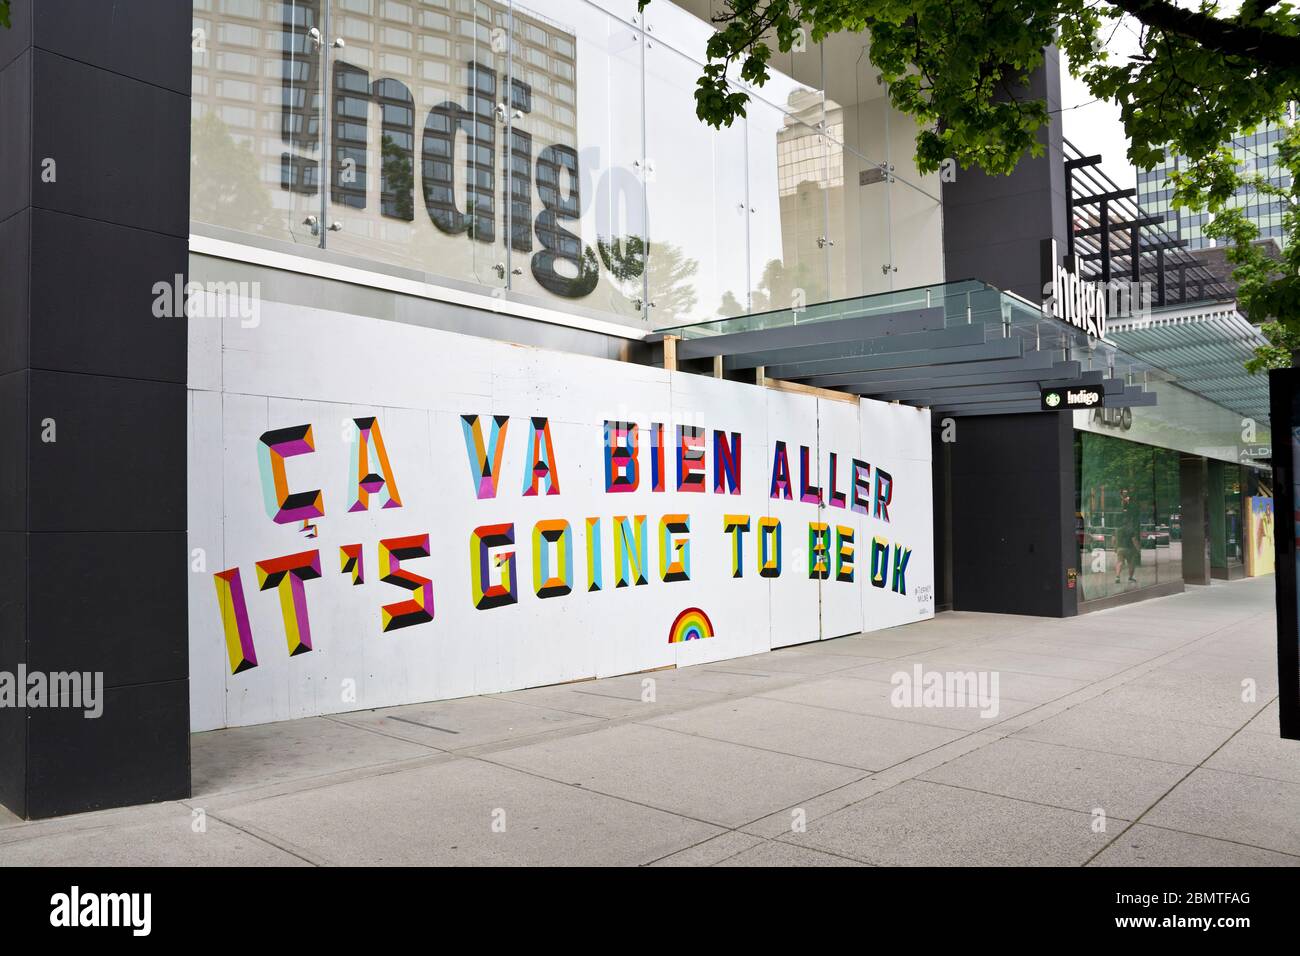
[1065,139,1232,307]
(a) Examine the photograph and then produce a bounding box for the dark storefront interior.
[933,419,1269,617]
[1074,431,1266,608]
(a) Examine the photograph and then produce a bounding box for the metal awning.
[654,280,1164,417]
[1106,303,1271,424]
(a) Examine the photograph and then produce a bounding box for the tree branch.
[1240,0,1283,21]
[1106,0,1300,69]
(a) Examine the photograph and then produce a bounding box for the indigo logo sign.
[1041,385,1104,411]
[1040,238,1107,338]
[278,6,644,302]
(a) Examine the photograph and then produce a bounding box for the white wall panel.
[188,302,934,729]
[860,399,935,631]
[817,397,868,640]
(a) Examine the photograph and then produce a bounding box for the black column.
[1179,455,1211,585]
[0,2,191,818]
[931,422,954,612]
[948,412,1078,617]
[941,47,1069,302]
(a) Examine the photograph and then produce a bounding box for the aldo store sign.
[1040,238,1107,339]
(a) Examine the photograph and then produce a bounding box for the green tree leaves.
[646,0,1300,364]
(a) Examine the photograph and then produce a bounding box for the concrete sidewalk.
[2,576,1296,866]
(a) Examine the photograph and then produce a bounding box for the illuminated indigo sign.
[1041,385,1103,411]
[1040,238,1107,339]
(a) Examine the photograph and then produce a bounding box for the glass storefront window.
[1227,466,1245,567]
[1153,447,1180,587]
[1075,431,1176,602]
[190,1,944,328]
[1209,460,1246,570]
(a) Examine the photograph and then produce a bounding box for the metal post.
[1066,172,1076,259]
[1156,247,1166,306]
[1099,198,1111,285]
[1129,218,1140,282]
[319,0,331,249]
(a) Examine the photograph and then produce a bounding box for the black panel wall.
[943,412,1078,618]
[0,2,192,818]
[942,48,1069,302]
[1180,455,1212,585]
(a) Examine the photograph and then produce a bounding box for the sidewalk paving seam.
[186,753,457,814]
[733,594,1280,841]
[638,771,884,866]
[185,803,326,867]
[1081,704,1286,866]
[971,733,1198,769]
[892,777,1125,822]
[1119,821,1300,862]
[318,714,453,751]
[619,717,913,773]
[460,747,794,834]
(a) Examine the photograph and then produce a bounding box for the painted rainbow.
[668,607,715,644]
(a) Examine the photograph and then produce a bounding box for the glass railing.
[656,279,992,338]
[656,277,1178,391]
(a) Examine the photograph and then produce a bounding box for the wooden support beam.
[662,334,678,372]
[764,376,860,405]
[713,355,724,379]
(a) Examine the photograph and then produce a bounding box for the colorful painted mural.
[187,303,935,730]
[1246,496,1275,578]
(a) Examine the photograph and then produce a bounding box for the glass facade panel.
[509,0,646,320]
[851,161,891,296]
[191,0,325,248]
[1136,120,1292,251]
[643,38,746,324]
[326,0,508,289]
[746,94,830,313]
[1209,460,1246,570]
[889,177,942,289]
[190,1,943,328]
[1152,447,1181,586]
[1076,431,1177,602]
[845,95,895,297]
[1226,466,1245,568]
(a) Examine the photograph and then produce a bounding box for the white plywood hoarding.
[189,303,934,729]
